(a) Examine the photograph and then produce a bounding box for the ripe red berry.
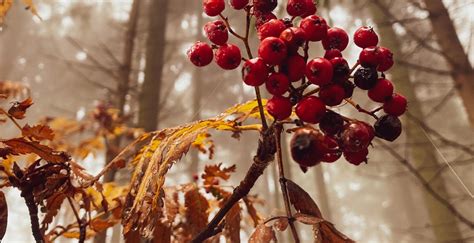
[383,93,407,116]
[330,57,349,81]
[286,0,307,16]
[305,58,333,86]
[344,147,368,165]
[368,78,394,102]
[204,20,229,45]
[266,96,293,120]
[359,46,382,68]
[299,15,328,41]
[258,19,286,41]
[319,84,345,106]
[377,47,394,72]
[281,54,306,82]
[295,96,326,124]
[301,0,317,18]
[319,110,344,135]
[341,121,374,152]
[215,44,242,70]
[319,135,341,163]
[354,67,378,90]
[353,26,379,48]
[279,27,307,49]
[203,0,225,17]
[322,27,349,51]
[374,115,402,141]
[290,127,324,167]
[258,37,288,65]
[254,12,277,29]
[266,73,290,95]
[188,42,213,67]
[230,0,249,9]
[253,0,277,12]
[324,49,342,60]
[242,58,269,86]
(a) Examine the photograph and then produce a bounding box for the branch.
[67,197,85,243]
[192,128,276,242]
[21,189,43,243]
[274,124,300,242]
[376,141,474,230]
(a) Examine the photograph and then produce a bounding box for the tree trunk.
[369,1,462,241]
[138,0,169,132]
[422,0,474,128]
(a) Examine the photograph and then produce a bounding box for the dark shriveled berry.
[290,127,323,167]
[354,67,378,90]
[319,110,344,135]
[341,79,355,98]
[341,121,374,152]
[374,115,402,142]
[253,0,277,12]
[330,57,350,81]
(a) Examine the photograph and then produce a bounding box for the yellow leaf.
[0,0,13,24]
[21,0,41,20]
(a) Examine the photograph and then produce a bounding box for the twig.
[275,124,300,243]
[263,215,291,225]
[0,108,23,131]
[349,61,360,75]
[67,197,85,243]
[21,189,44,243]
[193,128,276,242]
[344,99,379,120]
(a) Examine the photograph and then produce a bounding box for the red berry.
[281,54,306,82]
[204,20,229,45]
[258,19,286,41]
[254,12,277,29]
[266,73,290,96]
[319,84,345,106]
[215,44,242,70]
[258,37,288,65]
[324,49,342,60]
[319,110,344,135]
[377,47,394,72]
[322,27,349,51]
[253,0,277,12]
[353,26,379,48]
[203,0,225,17]
[286,0,306,16]
[230,0,249,9]
[290,127,324,167]
[188,42,213,67]
[305,58,333,86]
[374,115,402,142]
[299,15,328,41]
[266,96,293,120]
[301,0,317,18]
[344,147,368,165]
[295,96,326,124]
[383,93,407,116]
[242,58,269,86]
[368,78,394,103]
[359,46,382,68]
[279,27,307,49]
[341,121,374,152]
[329,57,349,81]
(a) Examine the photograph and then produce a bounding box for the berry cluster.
[188,0,406,167]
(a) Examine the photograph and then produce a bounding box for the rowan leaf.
[2,138,70,163]
[41,193,66,232]
[152,220,171,243]
[183,184,209,238]
[286,179,322,218]
[223,202,241,243]
[294,212,324,225]
[0,191,7,241]
[317,221,355,243]
[0,0,13,24]
[202,163,236,187]
[22,124,55,141]
[7,98,33,119]
[243,196,263,227]
[0,147,16,159]
[249,224,276,243]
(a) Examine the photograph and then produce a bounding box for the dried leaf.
[249,224,276,243]
[7,98,33,119]
[224,203,241,243]
[0,147,16,159]
[152,220,171,243]
[0,1,13,25]
[318,221,355,243]
[192,133,215,159]
[286,179,322,218]
[294,213,324,225]
[0,191,7,241]
[184,184,209,238]
[3,138,70,163]
[243,196,262,227]
[273,217,288,231]
[22,124,55,141]
[164,188,179,224]
[41,193,66,232]
[202,163,236,187]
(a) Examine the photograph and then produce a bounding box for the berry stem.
[303,87,320,97]
[275,124,300,243]
[349,61,360,75]
[218,14,245,40]
[371,106,384,114]
[344,98,379,120]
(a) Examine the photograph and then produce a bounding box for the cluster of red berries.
[188,0,406,167]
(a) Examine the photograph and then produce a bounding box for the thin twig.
[67,197,86,243]
[344,99,379,120]
[0,108,23,131]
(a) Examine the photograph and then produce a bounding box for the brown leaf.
[164,188,179,224]
[41,193,66,232]
[249,224,276,243]
[202,163,236,187]
[7,98,33,119]
[22,124,55,141]
[152,220,171,243]
[243,196,262,227]
[3,138,70,163]
[0,191,7,241]
[0,147,16,159]
[224,203,241,243]
[294,213,324,225]
[273,217,288,231]
[318,221,355,243]
[184,184,209,238]
[124,230,141,243]
[286,179,322,218]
